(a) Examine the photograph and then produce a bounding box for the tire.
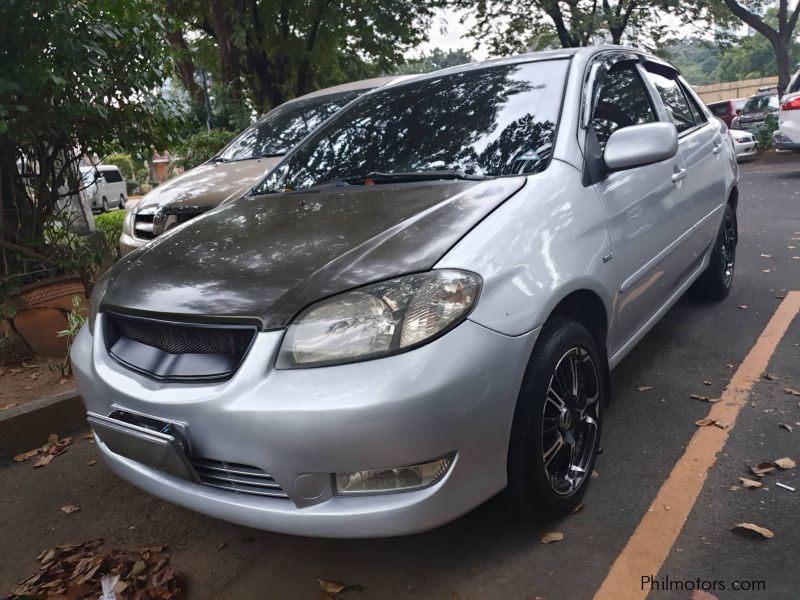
[507,317,607,518]
[119,194,126,209]
[101,197,109,212]
[691,203,737,301]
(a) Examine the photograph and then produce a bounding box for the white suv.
[80,165,127,212]
[774,66,800,151]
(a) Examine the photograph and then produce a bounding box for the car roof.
[294,75,402,101]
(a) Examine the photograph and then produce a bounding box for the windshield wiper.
[342,169,489,184]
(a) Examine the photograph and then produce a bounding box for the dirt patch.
[0,358,73,411]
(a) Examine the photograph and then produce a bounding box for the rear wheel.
[101,197,110,212]
[507,318,607,517]
[119,194,126,209]
[691,203,737,301]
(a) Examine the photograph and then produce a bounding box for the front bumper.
[71,316,538,537]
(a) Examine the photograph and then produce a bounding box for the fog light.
[335,454,455,495]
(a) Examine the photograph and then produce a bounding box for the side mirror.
[604,122,678,171]
[94,171,102,181]
[736,109,742,115]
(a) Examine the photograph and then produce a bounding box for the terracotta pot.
[11,276,87,358]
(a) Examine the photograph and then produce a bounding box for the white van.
[80,165,127,212]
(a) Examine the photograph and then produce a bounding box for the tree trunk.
[774,37,792,93]
[208,0,242,97]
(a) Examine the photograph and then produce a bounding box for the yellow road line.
[594,291,800,600]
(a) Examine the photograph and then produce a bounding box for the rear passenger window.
[591,63,655,147]
[102,169,123,183]
[645,70,696,134]
[680,82,707,125]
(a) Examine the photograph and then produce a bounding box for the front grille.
[111,314,254,355]
[104,312,257,382]
[133,213,155,239]
[191,458,289,499]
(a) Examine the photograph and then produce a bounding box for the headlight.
[88,272,111,334]
[277,270,481,368]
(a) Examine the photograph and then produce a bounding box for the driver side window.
[591,63,656,148]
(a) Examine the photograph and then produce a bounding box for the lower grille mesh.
[191,458,289,499]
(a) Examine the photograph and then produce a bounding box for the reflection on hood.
[104,177,526,329]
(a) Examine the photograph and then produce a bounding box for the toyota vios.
[72,47,738,538]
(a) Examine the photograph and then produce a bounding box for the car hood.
[102,177,526,329]
[134,157,281,212]
[738,110,773,123]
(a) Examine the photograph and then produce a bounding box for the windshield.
[256,60,568,194]
[217,89,365,162]
[743,93,778,114]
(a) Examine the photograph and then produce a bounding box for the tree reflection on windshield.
[218,90,364,161]
[257,60,568,193]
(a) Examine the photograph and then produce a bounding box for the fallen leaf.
[760,253,772,258]
[32,454,53,468]
[14,449,39,462]
[731,523,774,539]
[637,385,652,392]
[703,380,712,386]
[540,531,564,544]
[788,245,797,249]
[0,402,19,411]
[591,470,599,479]
[763,373,779,381]
[695,417,716,427]
[47,433,58,445]
[762,269,771,273]
[737,305,747,309]
[750,463,776,477]
[785,387,800,397]
[86,460,96,466]
[60,505,80,514]
[779,423,793,433]
[739,477,762,489]
[774,457,796,469]
[318,578,364,597]
[690,394,718,402]
[217,542,228,551]
[570,503,585,514]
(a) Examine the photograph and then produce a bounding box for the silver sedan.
[72,45,738,538]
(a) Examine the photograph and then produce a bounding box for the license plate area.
[87,411,199,482]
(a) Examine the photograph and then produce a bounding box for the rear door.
[587,58,692,356]
[643,65,726,279]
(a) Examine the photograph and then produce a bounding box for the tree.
[165,0,444,114]
[453,0,702,55]
[0,0,179,293]
[716,0,800,92]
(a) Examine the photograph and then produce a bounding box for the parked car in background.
[74,46,738,538]
[729,129,757,161]
[774,66,800,151]
[119,75,406,256]
[731,86,779,132]
[80,165,127,212]
[707,98,746,128]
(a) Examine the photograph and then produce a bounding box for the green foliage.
[394,48,474,75]
[172,129,238,170]
[0,0,183,298]
[56,294,88,376]
[94,210,126,255]
[102,153,135,180]
[756,114,779,149]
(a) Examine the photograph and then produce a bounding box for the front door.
[588,60,693,357]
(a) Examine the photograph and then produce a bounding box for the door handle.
[712,139,724,154]
[671,167,687,183]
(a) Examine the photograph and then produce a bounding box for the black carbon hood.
[102,177,525,329]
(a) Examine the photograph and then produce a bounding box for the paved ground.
[1,160,799,599]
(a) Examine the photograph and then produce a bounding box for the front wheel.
[507,317,607,517]
[691,203,737,301]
